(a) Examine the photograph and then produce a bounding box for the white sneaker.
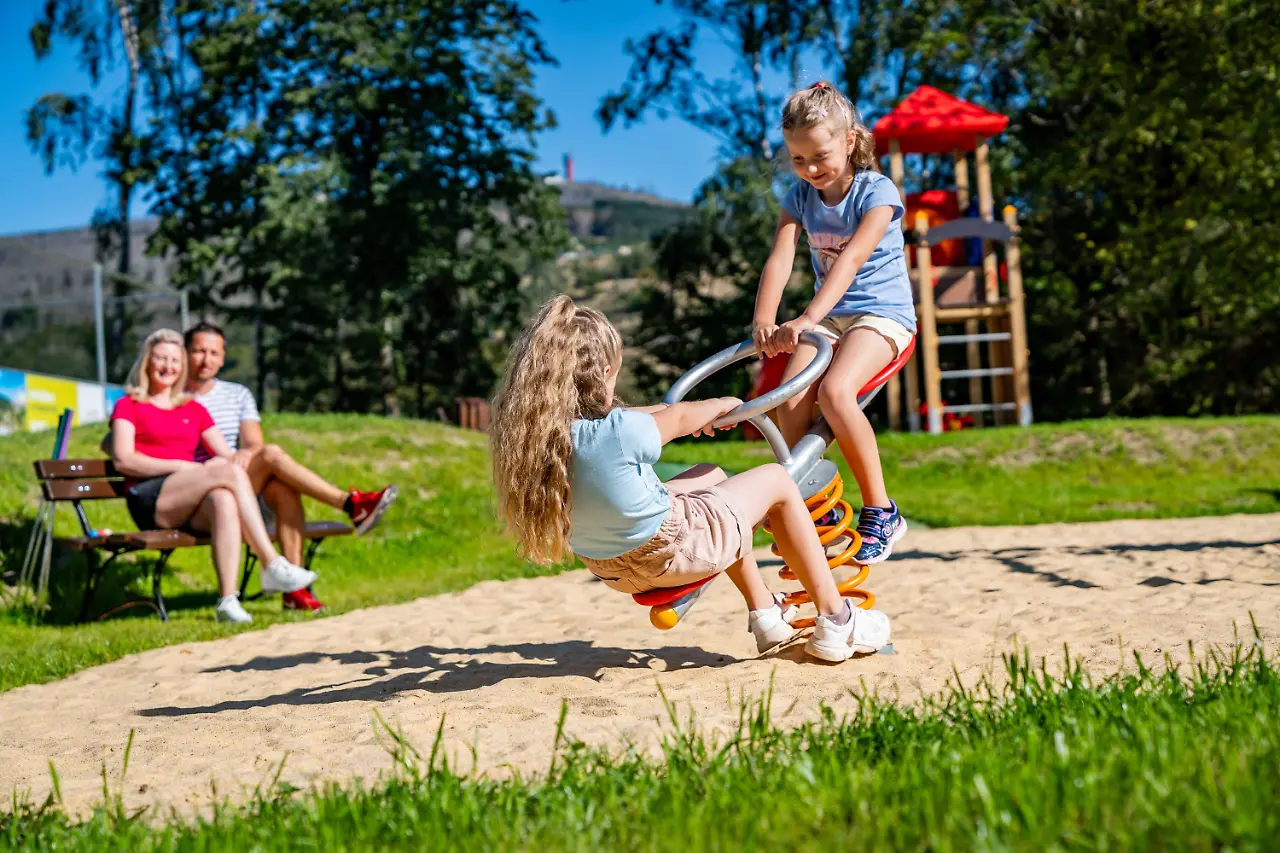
[260,556,318,594]
[748,593,801,654]
[805,605,891,662]
[216,595,253,624]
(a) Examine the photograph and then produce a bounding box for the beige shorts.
[580,487,752,595]
[816,313,914,359]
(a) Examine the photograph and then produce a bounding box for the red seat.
[631,574,718,607]
[857,336,916,397]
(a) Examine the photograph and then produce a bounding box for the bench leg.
[77,550,105,623]
[153,550,173,622]
[304,539,323,571]
[239,547,260,601]
[78,550,127,623]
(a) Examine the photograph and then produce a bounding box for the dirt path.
[3,513,1277,820]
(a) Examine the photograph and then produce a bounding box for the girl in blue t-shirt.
[489,295,890,661]
[753,81,914,565]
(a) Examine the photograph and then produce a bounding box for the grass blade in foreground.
[6,631,1279,851]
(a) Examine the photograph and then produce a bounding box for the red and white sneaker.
[346,485,398,535]
[282,588,326,613]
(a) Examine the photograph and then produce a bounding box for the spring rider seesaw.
[632,330,916,639]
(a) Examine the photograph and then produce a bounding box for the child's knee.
[817,378,856,412]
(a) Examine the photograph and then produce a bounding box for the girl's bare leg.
[816,328,894,507]
[185,489,242,597]
[772,344,825,447]
[715,464,844,616]
[666,463,775,612]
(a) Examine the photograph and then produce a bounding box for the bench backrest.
[33,459,127,502]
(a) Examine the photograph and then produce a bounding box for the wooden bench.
[35,459,353,622]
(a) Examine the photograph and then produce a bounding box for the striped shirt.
[192,380,260,462]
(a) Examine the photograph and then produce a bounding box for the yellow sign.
[25,373,79,431]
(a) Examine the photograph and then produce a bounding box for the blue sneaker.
[815,506,844,528]
[854,500,907,564]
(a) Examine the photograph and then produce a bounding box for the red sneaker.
[283,588,326,612]
[346,485,398,535]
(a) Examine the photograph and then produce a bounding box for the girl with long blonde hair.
[110,329,317,624]
[754,80,915,567]
[490,295,890,661]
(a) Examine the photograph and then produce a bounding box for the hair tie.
[813,82,827,89]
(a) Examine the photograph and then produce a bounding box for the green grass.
[664,415,1280,527]
[0,415,559,693]
[5,633,1279,850]
[1,414,1277,694]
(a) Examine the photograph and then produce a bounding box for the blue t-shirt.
[569,408,671,560]
[781,170,917,333]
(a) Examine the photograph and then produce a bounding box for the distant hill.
[0,181,690,306]
[549,179,692,245]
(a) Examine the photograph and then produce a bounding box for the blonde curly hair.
[124,328,192,406]
[489,295,623,565]
[781,80,877,172]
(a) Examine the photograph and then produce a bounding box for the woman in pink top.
[110,329,317,624]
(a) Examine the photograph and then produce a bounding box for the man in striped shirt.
[184,322,398,612]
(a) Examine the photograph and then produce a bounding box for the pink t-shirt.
[111,396,215,470]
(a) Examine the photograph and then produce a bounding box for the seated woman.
[110,328,317,624]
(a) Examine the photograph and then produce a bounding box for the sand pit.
[2,513,1278,819]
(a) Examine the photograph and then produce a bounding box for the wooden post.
[889,139,905,201]
[1003,205,1033,427]
[885,137,907,432]
[953,149,983,425]
[915,212,943,435]
[886,373,902,430]
[904,345,922,432]
[975,136,1008,423]
[953,150,970,211]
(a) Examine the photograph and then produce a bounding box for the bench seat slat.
[57,521,353,552]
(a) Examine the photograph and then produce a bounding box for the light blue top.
[781,170,917,333]
[569,408,671,560]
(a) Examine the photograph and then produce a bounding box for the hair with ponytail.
[489,295,624,565]
[781,80,877,172]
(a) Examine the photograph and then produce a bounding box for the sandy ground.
[2,513,1278,820]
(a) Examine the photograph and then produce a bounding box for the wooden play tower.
[874,86,1033,434]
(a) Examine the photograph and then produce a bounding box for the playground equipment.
[635,331,915,631]
[876,85,1033,433]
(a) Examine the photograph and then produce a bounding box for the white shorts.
[816,314,914,358]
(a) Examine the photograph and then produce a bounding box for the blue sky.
[0,0,792,237]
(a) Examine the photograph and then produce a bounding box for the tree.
[991,0,1280,417]
[146,0,569,415]
[26,0,167,379]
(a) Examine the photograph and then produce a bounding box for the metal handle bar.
[662,331,833,465]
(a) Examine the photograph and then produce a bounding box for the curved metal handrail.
[662,331,832,465]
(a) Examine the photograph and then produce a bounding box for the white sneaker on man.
[260,556,318,594]
[748,593,801,654]
[805,604,892,662]
[216,594,253,624]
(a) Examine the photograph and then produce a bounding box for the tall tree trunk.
[333,314,346,411]
[380,299,401,417]
[111,0,140,377]
[254,280,266,408]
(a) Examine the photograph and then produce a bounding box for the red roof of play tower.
[873,85,1009,155]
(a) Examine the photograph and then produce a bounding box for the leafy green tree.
[146,0,568,415]
[26,0,169,378]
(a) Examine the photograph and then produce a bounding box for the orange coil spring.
[767,472,874,630]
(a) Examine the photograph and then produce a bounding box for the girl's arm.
[201,427,235,461]
[772,205,896,352]
[110,420,201,478]
[752,211,802,357]
[650,398,743,445]
[627,404,668,414]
